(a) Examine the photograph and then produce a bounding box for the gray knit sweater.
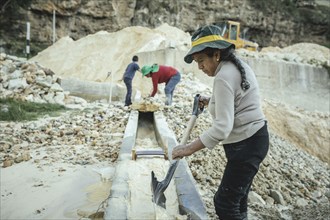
[200,59,266,149]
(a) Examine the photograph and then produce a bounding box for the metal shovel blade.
[151,94,203,208]
[151,160,179,209]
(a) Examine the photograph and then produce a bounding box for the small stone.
[248,191,266,205]
[2,159,13,168]
[295,198,308,207]
[270,189,286,205]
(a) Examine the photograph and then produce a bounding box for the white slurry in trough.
[125,113,184,219]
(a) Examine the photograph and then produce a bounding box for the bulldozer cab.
[229,22,239,40]
[217,20,240,41]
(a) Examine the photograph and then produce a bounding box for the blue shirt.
[124,62,139,79]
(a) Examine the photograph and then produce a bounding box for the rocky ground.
[1,53,329,219]
[1,19,330,218]
[162,74,330,220]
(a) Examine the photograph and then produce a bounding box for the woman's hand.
[172,138,206,160]
[172,144,192,160]
[199,96,210,108]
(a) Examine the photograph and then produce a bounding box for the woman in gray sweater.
[172,25,269,220]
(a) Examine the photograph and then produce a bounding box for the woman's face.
[192,52,220,77]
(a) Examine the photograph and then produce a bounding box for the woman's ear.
[215,50,221,61]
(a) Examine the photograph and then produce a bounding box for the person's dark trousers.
[214,122,269,220]
[124,77,132,106]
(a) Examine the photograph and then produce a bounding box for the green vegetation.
[0,98,67,122]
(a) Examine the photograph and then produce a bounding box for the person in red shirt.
[141,64,181,105]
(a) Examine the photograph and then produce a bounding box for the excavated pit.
[104,110,207,219]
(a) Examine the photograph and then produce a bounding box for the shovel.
[151,94,204,208]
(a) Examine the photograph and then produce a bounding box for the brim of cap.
[184,40,235,64]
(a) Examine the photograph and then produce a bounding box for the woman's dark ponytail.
[221,48,250,91]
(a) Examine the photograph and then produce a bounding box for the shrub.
[0,98,67,121]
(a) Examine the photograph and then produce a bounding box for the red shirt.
[150,65,178,97]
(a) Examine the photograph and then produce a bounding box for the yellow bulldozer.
[216,20,258,51]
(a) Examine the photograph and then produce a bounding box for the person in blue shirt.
[122,55,140,106]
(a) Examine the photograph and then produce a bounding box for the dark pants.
[214,122,269,220]
[124,77,132,106]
